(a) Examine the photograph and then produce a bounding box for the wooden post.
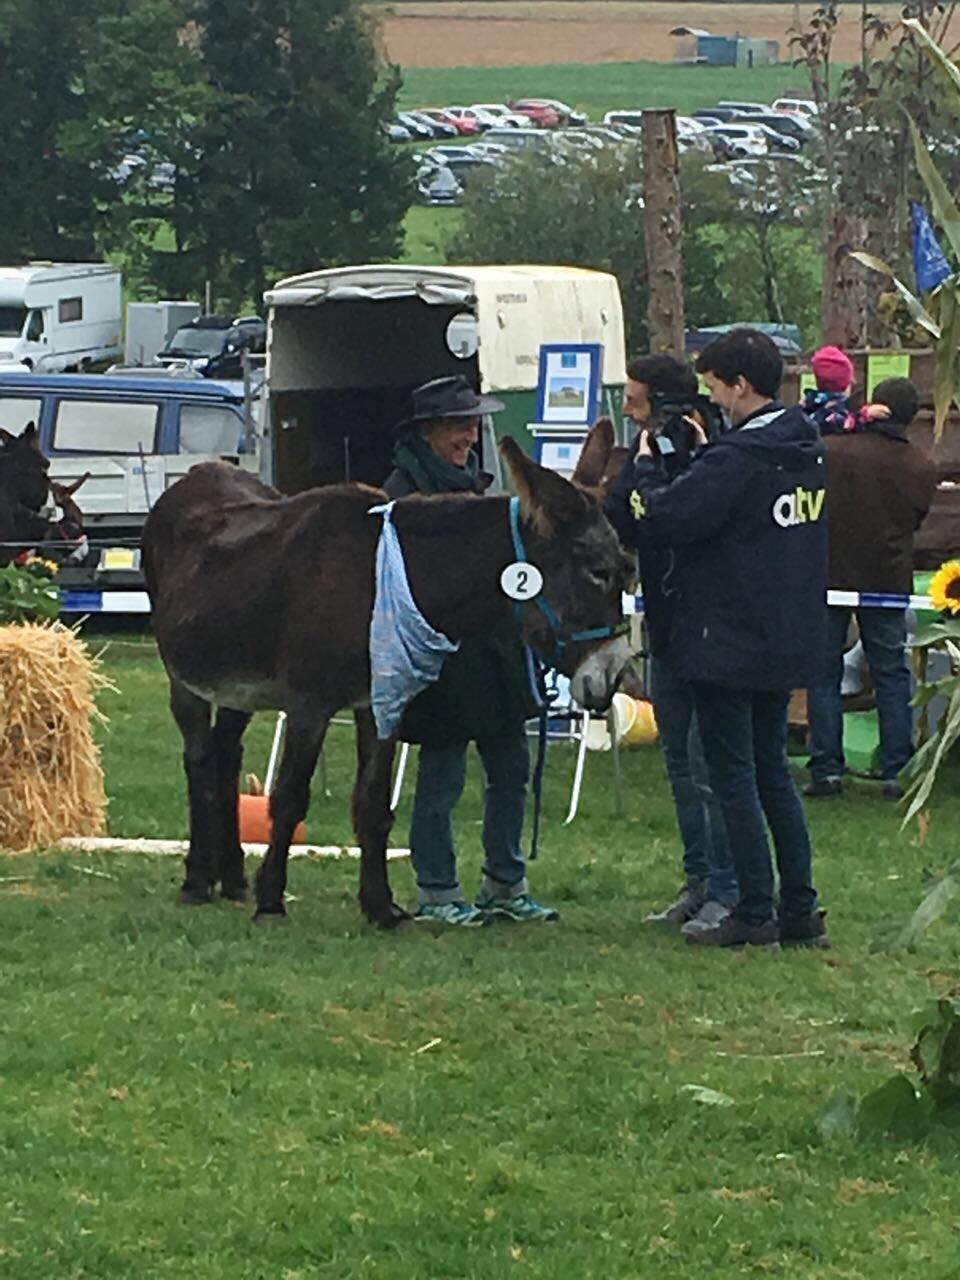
[642,109,685,354]
[822,205,867,348]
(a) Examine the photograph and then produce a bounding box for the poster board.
[535,343,603,426]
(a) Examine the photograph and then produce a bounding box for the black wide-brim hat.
[400,375,505,428]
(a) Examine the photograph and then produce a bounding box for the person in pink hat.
[802,345,855,434]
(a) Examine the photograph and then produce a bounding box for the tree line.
[0,0,411,310]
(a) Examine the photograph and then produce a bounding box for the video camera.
[647,390,726,473]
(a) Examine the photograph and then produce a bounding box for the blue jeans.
[409,730,529,905]
[692,683,818,926]
[807,607,914,782]
[650,657,738,906]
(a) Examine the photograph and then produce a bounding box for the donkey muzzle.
[570,635,632,711]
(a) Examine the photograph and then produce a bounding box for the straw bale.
[0,623,108,851]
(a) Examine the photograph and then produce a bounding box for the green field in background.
[397,61,810,121]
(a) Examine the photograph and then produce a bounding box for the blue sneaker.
[474,891,559,923]
[414,901,489,927]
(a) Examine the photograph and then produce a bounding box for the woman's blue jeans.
[409,729,529,905]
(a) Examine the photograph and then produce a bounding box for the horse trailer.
[262,263,627,494]
[0,263,122,373]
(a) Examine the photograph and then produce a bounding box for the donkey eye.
[586,567,611,591]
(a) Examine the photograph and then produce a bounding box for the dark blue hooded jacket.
[606,403,828,691]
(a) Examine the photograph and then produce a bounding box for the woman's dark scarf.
[392,432,486,495]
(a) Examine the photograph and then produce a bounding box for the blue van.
[0,372,259,611]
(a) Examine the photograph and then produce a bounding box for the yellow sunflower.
[930,560,960,615]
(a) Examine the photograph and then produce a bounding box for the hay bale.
[0,623,108,851]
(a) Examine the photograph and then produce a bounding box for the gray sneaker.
[644,879,705,925]
[681,899,732,937]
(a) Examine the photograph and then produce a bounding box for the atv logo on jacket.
[772,485,825,529]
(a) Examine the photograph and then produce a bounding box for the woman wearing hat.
[383,375,558,927]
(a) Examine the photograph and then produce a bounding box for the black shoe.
[881,781,904,801]
[803,777,843,798]
[685,914,780,949]
[644,878,705,925]
[778,907,831,949]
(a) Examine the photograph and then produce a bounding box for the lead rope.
[510,497,547,862]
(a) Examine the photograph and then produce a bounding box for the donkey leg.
[212,706,252,901]
[254,702,331,921]
[352,707,408,929]
[169,679,217,905]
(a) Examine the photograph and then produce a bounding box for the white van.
[0,263,122,372]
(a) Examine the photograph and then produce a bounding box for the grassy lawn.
[3,641,960,1278]
[398,60,812,121]
[400,204,462,265]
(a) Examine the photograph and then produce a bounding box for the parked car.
[418,165,463,206]
[430,145,484,164]
[704,123,769,159]
[417,107,478,136]
[692,106,746,123]
[482,127,552,152]
[676,116,712,151]
[156,315,266,380]
[444,106,507,132]
[508,99,562,128]
[749,112,813,145]
[470,103,531,128]
[407,109,458,139]
[772,97,819,117]
[394,111,434,142]
[384,121,412,143]
[717,101,770,116]
[753,123,800,153]
[603,110,644,135]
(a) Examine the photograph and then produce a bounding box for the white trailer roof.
[265,263,626,391]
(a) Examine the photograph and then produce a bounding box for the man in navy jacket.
[608,329,829,948]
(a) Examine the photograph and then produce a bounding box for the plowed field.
[377,1,943,66]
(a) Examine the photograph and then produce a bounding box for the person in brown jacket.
[805,377,938,798]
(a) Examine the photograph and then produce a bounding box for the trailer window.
[58,297,83,323]
[179,404,244,455]
[0,396,42,432]
[0,306,26,337]
[53,399,159,453]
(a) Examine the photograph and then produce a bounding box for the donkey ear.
[20,422,39,449]
[0,427,15,447]
[500,436,587,536]
[570,416,615,491]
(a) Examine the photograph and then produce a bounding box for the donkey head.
[0,423,50,512]
[500,417,634,710]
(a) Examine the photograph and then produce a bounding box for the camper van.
[0,263,122,372]
[262,263,626,494]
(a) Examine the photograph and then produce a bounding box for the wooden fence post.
[642,109,685,354]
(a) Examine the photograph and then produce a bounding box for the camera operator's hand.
[683,416,708,448]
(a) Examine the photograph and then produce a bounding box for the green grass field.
[398,60,811,123]
[3,642,960,1277]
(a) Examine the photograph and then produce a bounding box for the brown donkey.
[142,421,632,927]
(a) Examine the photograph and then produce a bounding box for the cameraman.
[611,330,828,950]
[606,354,738,935]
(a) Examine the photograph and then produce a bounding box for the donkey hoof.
[180,884,213,905]
[364,898,411,930]
[252,907,288,926]
[220,882,249,903]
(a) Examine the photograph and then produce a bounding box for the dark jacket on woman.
[382,440,537,746]
[610,403,828,691]
[822,423,937,595]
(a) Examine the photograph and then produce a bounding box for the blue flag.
[911,200,952,293]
